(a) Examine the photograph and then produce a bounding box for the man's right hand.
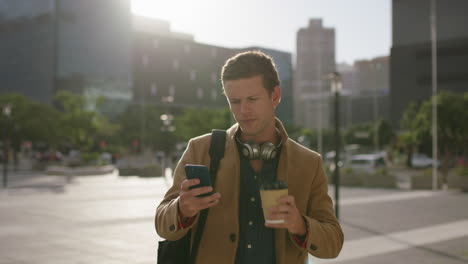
[178,179,221,218]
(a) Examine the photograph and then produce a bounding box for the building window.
[142,55,149,66]
[153,39,159,49]
[150,83,157,96]
[190,70,197,81]
[197,88,204,99]
[184,44,191,54]
[173,59,179,71]
[211,48,217,58]
[211,72,217,84]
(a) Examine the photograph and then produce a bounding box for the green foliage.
[54,90,98,149]
[400,91,468,182]
[175,108,231,141]
[0,93,62,148]
[455,166,468,178]
[116,104,182,153]
[81,152,99,164]
[290,127,336,153]
[344,123,373,146]
[344,119,394,148]
[402,91,468,153]
[376,119,395,147]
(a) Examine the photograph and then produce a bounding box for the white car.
[349,154,386,173]
[411,153,440,168]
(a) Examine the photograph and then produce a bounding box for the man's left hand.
[265,195,307,236]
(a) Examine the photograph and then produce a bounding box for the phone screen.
[185,164,213,197]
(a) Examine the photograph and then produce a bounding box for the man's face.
[224,75,281,141]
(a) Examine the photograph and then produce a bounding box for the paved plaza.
[0,170,467,264]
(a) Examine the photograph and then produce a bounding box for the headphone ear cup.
[242,143,261,160]
[260,142,277,160]
[250,143,261,160]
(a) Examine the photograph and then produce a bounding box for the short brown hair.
[221,51,280,94]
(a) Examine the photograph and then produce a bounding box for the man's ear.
[272,86,281,107]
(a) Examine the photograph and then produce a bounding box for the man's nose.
[240,101,250,114]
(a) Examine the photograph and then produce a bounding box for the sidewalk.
[0,171,467,264]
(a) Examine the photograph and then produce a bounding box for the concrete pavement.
[0,171,467,264]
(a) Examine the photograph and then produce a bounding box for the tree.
[400,102,421,167]
[344,123,373,147]
[117,104,181,153]
[54,90,98,150]
[175,108,231,141]
[375,119,395,148]
[401,91,468,183]
[0,93,62,148]
[343,120,394,150]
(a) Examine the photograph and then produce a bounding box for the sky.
[131,0,391,65]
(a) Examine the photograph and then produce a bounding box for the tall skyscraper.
[295,19,335,130]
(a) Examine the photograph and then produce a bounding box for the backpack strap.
[189,129,226,264]
[208,129,227,185]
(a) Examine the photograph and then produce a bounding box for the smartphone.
[185,164,213,197]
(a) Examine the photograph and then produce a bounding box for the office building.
[295,18,335,130]
[391,0,468,127]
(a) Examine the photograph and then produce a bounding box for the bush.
[455,166,468,177]
[337,167,397,189]
[118,163,162,177]
[448,166,468,191]
[411,169,442,190]
[81,152,99,165]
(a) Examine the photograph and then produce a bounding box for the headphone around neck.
[235,134,282,161]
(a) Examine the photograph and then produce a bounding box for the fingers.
[265,195,303,232]
[277,195,295,206]
[179,188,221,218]
[198,193,221,209]
[180,179,200,191]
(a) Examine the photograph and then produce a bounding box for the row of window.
[141,55,219,83]
[151,39,219,58]
[146,83,221,101]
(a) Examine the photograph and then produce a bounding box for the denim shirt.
[235,142,281,264]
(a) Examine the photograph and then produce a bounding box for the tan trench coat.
[156,119,343,264]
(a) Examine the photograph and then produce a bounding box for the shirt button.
[247,244,252,249]
[230,233,237,242]
[248,221,253,226]
[250,197,255,202]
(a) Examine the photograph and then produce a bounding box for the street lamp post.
[328,72,342,219]
[430,0,438,191]
[160,111,175,176]
[2,104,12,188]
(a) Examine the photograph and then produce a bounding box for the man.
[156,51,343,264]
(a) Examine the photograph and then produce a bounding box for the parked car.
[411,153,440,168]
[349,154,386,173]
[35,150,63,162]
